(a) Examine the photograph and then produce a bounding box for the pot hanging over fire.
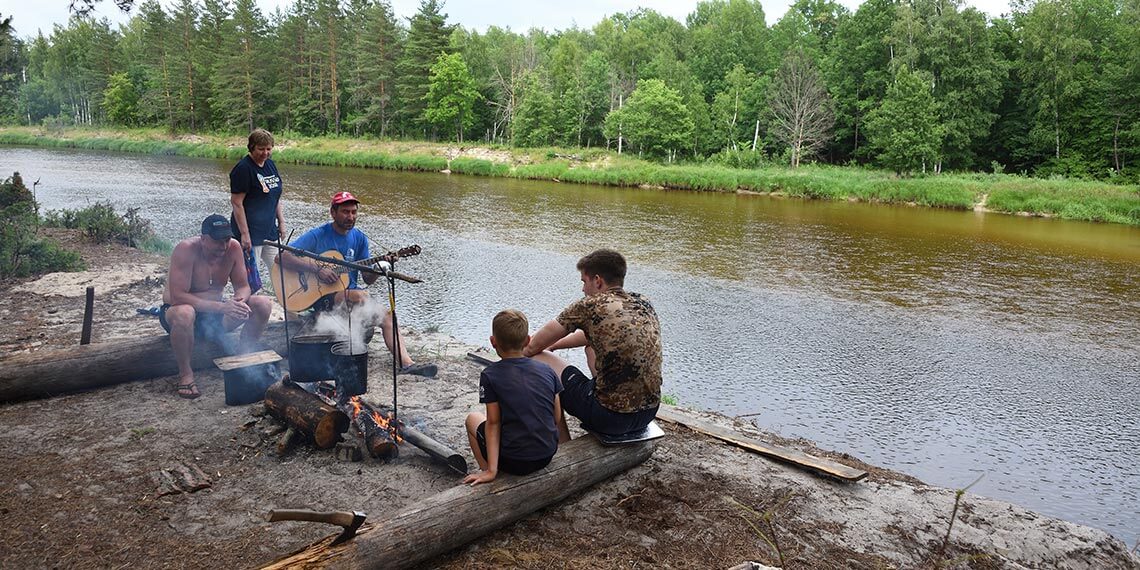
[331,341,368,398]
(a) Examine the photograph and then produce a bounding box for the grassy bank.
[3,126,1138,226]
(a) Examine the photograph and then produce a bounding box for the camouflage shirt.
[556,288,662,413]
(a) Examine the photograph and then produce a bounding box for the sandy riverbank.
[0,231,1136,569]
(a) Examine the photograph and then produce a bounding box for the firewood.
[276,427,298,457]
[335,443,363,462]
[263,382,350,449]
[350,401,398,459]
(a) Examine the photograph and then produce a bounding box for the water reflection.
[4,146,1138,538]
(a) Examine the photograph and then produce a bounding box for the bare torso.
[163,236,241,305]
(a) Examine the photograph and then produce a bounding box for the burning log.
[362,401,467,474]
[348,397,399,459]
[0,321,289,403]
[264,382,350,450]
[261,435,656,569]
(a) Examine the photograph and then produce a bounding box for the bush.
[0,174,84,280]
[42,201,162,247]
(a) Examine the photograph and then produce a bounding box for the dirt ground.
[1,230,1137,570]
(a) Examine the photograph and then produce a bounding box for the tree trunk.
[260,435,656,569]
[0,322,288,403]
[264,382,350,449]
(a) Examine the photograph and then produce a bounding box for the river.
[3,146,1138,539]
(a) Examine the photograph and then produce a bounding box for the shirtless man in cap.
[161,214,273,399]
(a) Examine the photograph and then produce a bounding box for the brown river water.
[4,146,1138,539]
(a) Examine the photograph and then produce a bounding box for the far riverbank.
[2,125,1138,227]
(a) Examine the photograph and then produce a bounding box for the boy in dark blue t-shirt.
[464,309,564,485]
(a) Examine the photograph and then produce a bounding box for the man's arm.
[523,319,572,357]
[359,236,379,286]
[280,250,338,285]
[547,330,588,351]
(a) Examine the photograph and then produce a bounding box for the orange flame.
[347,396,403,443]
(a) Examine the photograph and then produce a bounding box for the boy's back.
[480,357,562,461]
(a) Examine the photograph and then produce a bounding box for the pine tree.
[211,0,267,132]
[394,0,452,137]
[347,0,401,136]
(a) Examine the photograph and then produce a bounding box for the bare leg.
[381,310,415,367]
[166,305,199,397]
[465,412,488,471]
[531,350,571,379]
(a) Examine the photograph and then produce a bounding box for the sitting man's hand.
[316,266,338,284]
[223,298,251,320]
[463,469,496,486]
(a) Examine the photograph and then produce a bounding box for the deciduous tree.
[424,52,478,143]
[865,65,942,175]
[769,49,834,167]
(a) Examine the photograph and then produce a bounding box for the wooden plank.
[656,405,867,482]
[261,435,656,569]
[214,350,283,371]
[466,350,865,482]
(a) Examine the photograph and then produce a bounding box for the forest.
[0,0,1138,181]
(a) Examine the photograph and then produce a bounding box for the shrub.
[0,173,84,279]
[42,201,161,247]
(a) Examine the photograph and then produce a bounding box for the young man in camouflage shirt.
[524,249,662,438]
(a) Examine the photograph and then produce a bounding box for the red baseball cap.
[331,191,359,206]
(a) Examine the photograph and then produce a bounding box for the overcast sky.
[1,0,1013,40]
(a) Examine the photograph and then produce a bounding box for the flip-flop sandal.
[176,382,200,400]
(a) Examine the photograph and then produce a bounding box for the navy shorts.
[559,366,659,437]
[158,303,226,341]
[475,422,553,476]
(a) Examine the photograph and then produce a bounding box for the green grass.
[987,179,1140,225]
[3,126,1137,226]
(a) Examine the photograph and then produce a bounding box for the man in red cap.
[280,192,436,377]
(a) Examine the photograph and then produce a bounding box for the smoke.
[310,297,383,354]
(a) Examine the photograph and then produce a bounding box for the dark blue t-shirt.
[479,357,563,461]
[289,223,370,289]
[229,155,282,242]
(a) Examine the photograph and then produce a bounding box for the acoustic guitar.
[269,245,421,310]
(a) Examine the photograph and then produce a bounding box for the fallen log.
[264,382,350,450]
[0,321,289,403]
[262,435,655,569]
